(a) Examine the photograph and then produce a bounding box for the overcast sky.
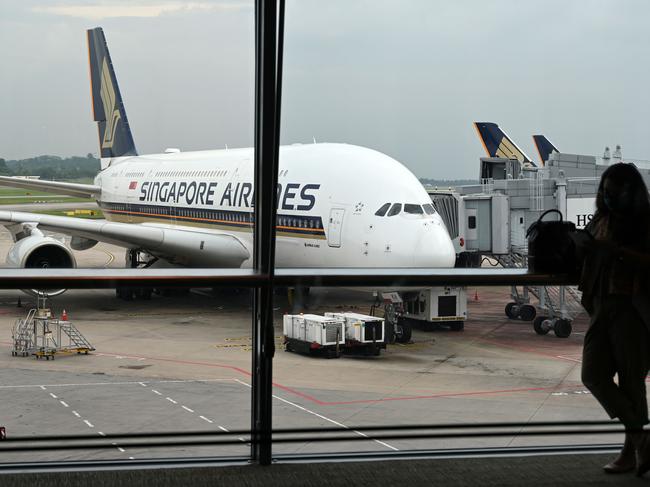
[1,0,650,179]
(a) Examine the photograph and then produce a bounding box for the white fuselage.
[95,143,456,268]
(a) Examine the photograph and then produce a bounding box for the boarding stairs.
[11,309,95,359]
[58,321,94,351]
[11,308,36,357]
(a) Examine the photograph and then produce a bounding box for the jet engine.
[6,232,76,297]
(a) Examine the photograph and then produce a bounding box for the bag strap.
[526,209,565,238]
[538,209,563,222]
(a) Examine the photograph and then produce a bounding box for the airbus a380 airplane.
[0,28,455,296]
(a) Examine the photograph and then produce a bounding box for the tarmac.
[0,229,633,465]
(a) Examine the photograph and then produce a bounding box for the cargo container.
[283,314,345,358]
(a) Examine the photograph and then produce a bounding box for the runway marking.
[233,379,399,452]
[166,397,177,404]
[181,405,194,413]
[0,378,236,389]
[556,355,582,363]
[475,337,581,364]
[15,349,570,407]
[39,383,132,459]
[99,248,115,268]
[6,351,590,408]
[199,416,213,423]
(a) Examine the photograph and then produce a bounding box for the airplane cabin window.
[387,203,402,216]
[375,203,391,216]
[423,204,435,215]
[404,204,424,215]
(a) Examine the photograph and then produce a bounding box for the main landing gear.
[115,249,155,300]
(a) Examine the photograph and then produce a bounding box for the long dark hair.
[592,163,650,245]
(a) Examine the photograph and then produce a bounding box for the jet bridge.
[429,153,650,338]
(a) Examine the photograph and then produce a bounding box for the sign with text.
[566,197,595,229]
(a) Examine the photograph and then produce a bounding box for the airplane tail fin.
[532,135,559,166]
[87,27,137,161]
[473,122,534,166]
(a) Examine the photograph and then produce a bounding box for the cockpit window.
[404,204,424,215]
[422,204,435,215]
[375,203,391,216]
[387,203,402,216]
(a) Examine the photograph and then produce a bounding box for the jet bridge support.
[427,152,641,338]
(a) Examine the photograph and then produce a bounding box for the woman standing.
[579,163,650,475]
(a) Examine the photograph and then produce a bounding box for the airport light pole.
[251,0,284,465]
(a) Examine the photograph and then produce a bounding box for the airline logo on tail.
[100,59,121,149]
[532,135,559,166]
[87,27,137,160]
[474,122,534,165]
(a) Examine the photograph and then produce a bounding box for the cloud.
[31,1,249,20]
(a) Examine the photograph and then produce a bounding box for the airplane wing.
[0,176,101,199]
[0,210,250,268]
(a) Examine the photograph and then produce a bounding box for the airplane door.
[328,208,345,248]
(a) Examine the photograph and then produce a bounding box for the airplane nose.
[413,222,456,268]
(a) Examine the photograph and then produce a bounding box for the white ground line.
[166,397,177,404]
[218,426,229,432]
[72,411,81,418]
[0,378,236,389]
[99,248,115,267]
[138,382,147,387]
[98,431,106,437]
[232,379,399,452]
[49,393,57,399]
[59,401,69,408]
[84,420,94,428]
[151,389,162,395]
[556,355,582,363]
[199,416,213,423]
[181,406,194,413]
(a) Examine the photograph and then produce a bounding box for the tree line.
[0,155,477,186]
[0,154,100,180]
[419,178,477,187]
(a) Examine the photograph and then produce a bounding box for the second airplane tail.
[474,122,534,166]
[532,135,559,166]
[87,27,137,161]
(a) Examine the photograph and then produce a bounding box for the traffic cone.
[61,309,68,321]
[473,289,480,302]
